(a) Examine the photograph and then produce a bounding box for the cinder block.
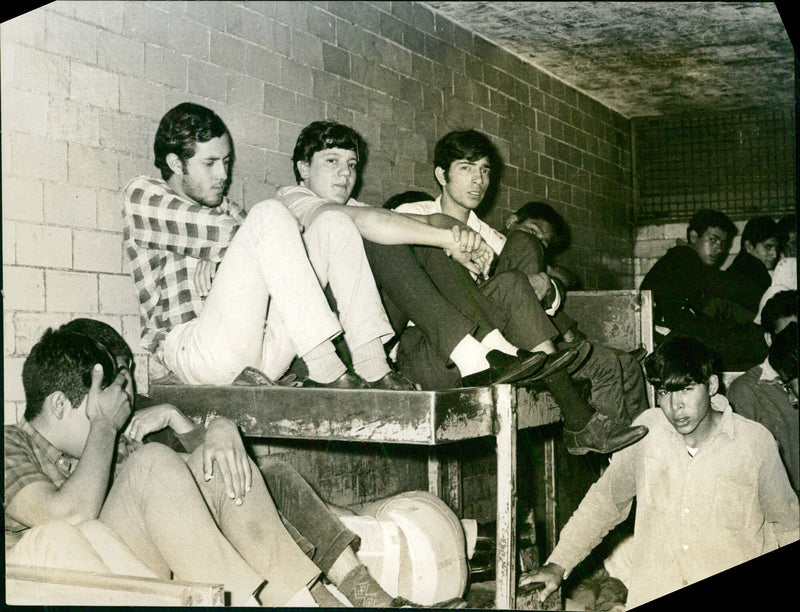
[0,87,49,137]
[227,73,265,113]
[291,30,324,70]
[10,45,70,96]
[16,223,72,269]
[4,313,16,356]
[12,312,71,355]
[243,46,282,86]
[2,266,45,311]
[144,44,186,88]
[164,13,209,60]
[121,0,172,46]
[98,110,151,156]
[69,62,119,109]
[187,59,229,103]
[2,176,44,223]
[46,97,101,146]
[0,7,47,47]
[44,13,97,64]
[46,270,99,313]
[3,222,15,265]
[68,143,120,191]
[99,273,139,315]
[5,400,22,425]
[279,57,313,96]
[71,0,124,32]
[8,132,68,182]
[119,75,167,118]
[98,29,144,77]
[73,229,123,274]
[43,182,97,228]
[209,31,249,72]
[97,188,125,232]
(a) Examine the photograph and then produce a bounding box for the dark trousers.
[363,239,558,390]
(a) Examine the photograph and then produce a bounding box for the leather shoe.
[462,350,547,387]
[365,370,417,390]
[563,412,649,455]
[390,596,468,608]
[565,339,593,375]
[516,347,579,384]
[303,371,365,389]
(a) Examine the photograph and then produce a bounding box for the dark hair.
[741,215,777,249]
[686,209,738,243]
[60,318,133,365]
[433,129,496,182]
[768,321,798,384]
[23,329,118,421]
[154,103,230,181]
[291,121,367,183]
[512,201,572,253]
[383,191,435,210]
[775,215,796,253]
[761,290,798,336]
[643,336,718,391]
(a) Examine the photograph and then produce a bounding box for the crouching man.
[519,336,798,608]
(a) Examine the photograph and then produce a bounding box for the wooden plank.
[6,564,223,606]
[148,384,499,445]
[493,385,517,610]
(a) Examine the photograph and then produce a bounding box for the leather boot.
[564,412,648,455]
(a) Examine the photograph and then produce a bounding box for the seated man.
[5,326,317,606]
[506,199,650,423]
[278,121,647,455]
[640,209,768,371]
[519,336,799,609]
[729,291,799,496]
[725,215,778,315]
[756,214,797,324]
[122,102,410,390]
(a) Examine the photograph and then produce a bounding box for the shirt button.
[683,507,690,514]
[682,544,689,551]
[682,580,688,586]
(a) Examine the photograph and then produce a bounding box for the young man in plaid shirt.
[123,102,415,389]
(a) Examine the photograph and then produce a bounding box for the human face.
[745,237,779,271]
[512,218,555,249]
[174,134,232,208]
[689,227,728,267]
[437,157,491,215]
[297,147,357,204]
[656,376,718,447]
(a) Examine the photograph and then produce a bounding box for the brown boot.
[564,412,648,455]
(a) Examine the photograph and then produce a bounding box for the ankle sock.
[543,368,594,430]
[450,334,491,377]
[303,340,347,383]
[350,338,391,382]
[480,328,519,356]
[337,563,395,607]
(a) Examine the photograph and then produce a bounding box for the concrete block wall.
[2,1,634,512]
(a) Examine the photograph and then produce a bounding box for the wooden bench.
[145,289,654,610]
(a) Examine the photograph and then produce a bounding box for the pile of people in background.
[5,101,797,609]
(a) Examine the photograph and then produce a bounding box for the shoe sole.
[516,348,578,385]
[492,352,548,384]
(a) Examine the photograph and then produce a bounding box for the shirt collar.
[758,358,782,382]
[18,419,78,477]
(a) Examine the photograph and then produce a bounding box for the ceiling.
[422,2,795,118]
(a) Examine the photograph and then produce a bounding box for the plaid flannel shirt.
[122,176,247,355]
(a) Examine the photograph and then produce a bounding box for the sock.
[336,563,395,608]
[449,335,491,377]
[480,328,519,356]
[351,338,391,382]
[543,368,595,430]
[303,340,347,383]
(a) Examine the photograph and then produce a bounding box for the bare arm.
[6,367,131,527]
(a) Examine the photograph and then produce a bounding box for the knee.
[126,442,185,472]
[309,209,360,240]
[245,199,300,232]
[493,269,530,292]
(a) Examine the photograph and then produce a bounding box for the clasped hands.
[445,225,495,278]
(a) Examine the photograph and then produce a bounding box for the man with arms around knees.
[728,290,799,497]
[520,336,798,608]
[640,208,768,371]
[122,102,407,390]
[387,129,648,453]
[725,215,779,315]
[275,121,556,393]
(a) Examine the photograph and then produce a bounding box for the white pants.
[164,200,392,384]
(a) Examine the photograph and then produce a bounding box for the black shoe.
[516,347,579,384]
[462,350,548,387]
[365,370,417,390]
[303,372,366,389]
[564,412,649,455]
[565,339,593,375]
[390,596,468,608]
